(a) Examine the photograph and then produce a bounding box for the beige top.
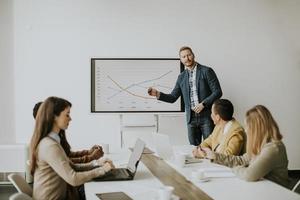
[213,141,290,188]
[33,137,108,200]
[201,119,246,155]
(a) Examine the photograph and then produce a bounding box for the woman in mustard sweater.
[201,105,290,188]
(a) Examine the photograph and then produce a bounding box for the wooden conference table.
[85,146,300,200]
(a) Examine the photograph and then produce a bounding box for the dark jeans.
[78,184,86,200]
[187,113,214,146]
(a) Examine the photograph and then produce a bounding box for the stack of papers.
[202,167,235,178]
[185,155,202,164]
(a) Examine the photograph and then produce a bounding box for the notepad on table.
[203,167,235,178]
[96,192,133,200]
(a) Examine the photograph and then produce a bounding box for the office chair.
[9,193,33,200]
[25,160,33,183]
[8,173,33,197]
[292,179,300,194]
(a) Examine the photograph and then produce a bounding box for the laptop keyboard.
[114,169,130,177]
[101,168,130,178]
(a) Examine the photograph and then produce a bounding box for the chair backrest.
[25,160,33,183]
[292,179,300,194]
[8,173,33,197]
[9,193,33,200]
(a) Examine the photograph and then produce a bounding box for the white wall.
[12,0,300,168]
[0,0,14,144]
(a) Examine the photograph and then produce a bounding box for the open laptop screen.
[154,133,174,160]
[127,139,145,173]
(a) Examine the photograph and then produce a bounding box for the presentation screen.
[91,58,184,113]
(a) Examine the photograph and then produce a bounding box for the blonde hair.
[245,105,282,157]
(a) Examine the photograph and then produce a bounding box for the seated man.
[193,99,246,158]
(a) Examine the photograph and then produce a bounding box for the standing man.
[148,46,222,145]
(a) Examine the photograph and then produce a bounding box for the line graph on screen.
[91,58,184,113]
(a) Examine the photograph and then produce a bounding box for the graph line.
[134,70,173,86]
[107,76,156,100]
[107,71,173,99]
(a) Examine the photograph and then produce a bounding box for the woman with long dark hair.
[33,101,104,164]
[30,97,114,200]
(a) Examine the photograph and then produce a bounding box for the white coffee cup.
[191,169,205,181]
[100,143,109,154]
[158,186,174,200]
[191,171,199,181]
[175,153,186,167]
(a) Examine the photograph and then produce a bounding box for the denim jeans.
[187,114,214,146]
[78,184,86,200]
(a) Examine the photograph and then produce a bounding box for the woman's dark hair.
[32,100,72,156]
[33,102,43,119]
[213,99,234,121]
[30,97,72,175]
[59,132,71,156]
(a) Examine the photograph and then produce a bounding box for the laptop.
[153,133,174,160]
[93,139,145,181]
[154,133,201,164]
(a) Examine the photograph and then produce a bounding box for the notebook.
[201,167,235,178]
[93,139,145,181]
[96,192,133,200]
